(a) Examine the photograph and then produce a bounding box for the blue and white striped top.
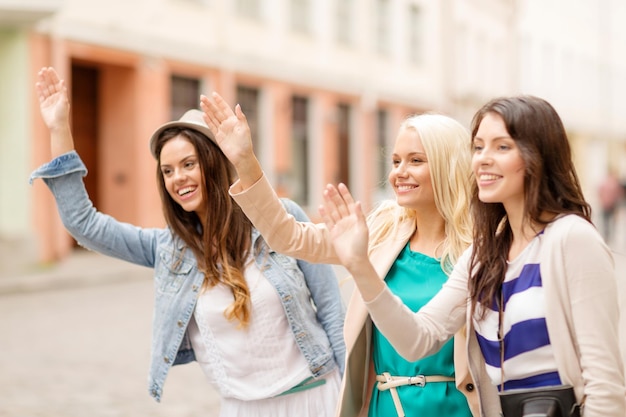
[474,232,561,391]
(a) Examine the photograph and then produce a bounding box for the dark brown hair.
[468,96,591,318]
[153,127,253,327]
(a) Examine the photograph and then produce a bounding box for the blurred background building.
[1,0,625,272]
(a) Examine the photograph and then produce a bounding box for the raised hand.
[36,67,70,131]
[200,92,262,188]
[319,183,370,272]
[35,67,74,157]
[320,183,384,301]
[200,93,254,166]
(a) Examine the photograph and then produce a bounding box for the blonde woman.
[201,93,478,417]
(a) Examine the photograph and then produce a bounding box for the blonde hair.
[367,113,473,274]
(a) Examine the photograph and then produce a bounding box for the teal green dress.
[368,244,472,417]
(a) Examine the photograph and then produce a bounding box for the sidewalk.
[0,249,152,295]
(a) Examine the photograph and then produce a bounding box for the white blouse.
[187,259,311,400]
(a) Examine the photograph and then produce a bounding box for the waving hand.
[36,67,74,158]
[200,93,262,188]
[319,183,384,301]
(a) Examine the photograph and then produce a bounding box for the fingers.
[318,204,334,230]
[40,67,59,91]
[36,67,50,100]
[321,187,342,226]
[45,67,61,86]
[352,200,365,224]
[320,184,366,244]
[337,183,356,207]
[212,92,233,117]
[234,103,247,123]
[200,92,248,137]
[322,183,362,222]
[200,95,219,135]
[36,67,65,103]
[207,92,234,121]
[200,95,221,132]
[325,183,352,219]
[336,183,366,224]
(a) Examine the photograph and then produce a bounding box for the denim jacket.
[30,151,346,401]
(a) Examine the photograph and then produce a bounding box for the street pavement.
[0,250,350,417]
[0,247,624,416]
[0,267,221,416]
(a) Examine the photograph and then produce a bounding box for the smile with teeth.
[479,174,501,181]
[397,185,417,191]
[178,186,196,196]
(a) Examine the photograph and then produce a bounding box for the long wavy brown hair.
[468,96,591,319]
[153,127,253,327]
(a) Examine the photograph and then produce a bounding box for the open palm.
[200,93,253,167]
[36,67,70,130]
[319,184,370,272]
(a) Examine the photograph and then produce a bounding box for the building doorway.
[70,63,100,245]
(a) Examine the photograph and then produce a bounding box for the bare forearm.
[49,122,75,159]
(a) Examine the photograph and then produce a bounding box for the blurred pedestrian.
[201,93,478,417]
[318,96,625,416]
[598,169,624,242]
[30,67,345,417]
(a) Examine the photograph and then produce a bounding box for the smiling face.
[159,135,206,218]
[472,112,526,212]
[388,128,436,211]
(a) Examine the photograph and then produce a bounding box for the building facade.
[0,0,624,270]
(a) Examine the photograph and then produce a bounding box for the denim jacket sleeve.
[29,151,159,267]
[280,198,346,375]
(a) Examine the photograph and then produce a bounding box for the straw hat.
[149,109,216,158]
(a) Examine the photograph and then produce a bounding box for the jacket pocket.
[155,251,194,294]
[268,251,306,289]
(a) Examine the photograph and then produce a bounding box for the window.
[236,0,260,19]
[336,0,353,45]
[290,0,310,34]
[376,109,389,188]
[236,86,260,158]
[291,96,309,205]
[337,103,351,187]
[170,75,200,120]
[408,4,423,65]
[375,0,391,55]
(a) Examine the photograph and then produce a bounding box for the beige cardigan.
[365,214,626,416]
[231,174,480,417]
